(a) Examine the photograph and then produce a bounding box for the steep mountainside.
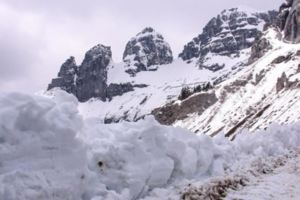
[179,7,278,71]
[173,29,300,138]
[47,7,280,128]
[153,1,300,137]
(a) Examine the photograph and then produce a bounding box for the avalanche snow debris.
[1,91,300,200]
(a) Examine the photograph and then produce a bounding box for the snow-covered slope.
[174,28,300,137]
[79,57,245,122]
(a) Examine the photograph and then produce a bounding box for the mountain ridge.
[46,5,299,138]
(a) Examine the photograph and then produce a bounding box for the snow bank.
[81,118,218,199]
[0,92,87,200]
[1,91,300,200]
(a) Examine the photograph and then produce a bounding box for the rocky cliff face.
[48,45,150,102]
[76,44,111,102]
[123,27,173,75]
[179,8,278,71]
[278,0,300,43]
[48,56,77,94]
[48,44,112,102]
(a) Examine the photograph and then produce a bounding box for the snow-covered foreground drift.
[0,91,300,200]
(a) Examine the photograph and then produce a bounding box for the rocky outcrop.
[248,38,272,64]
[76,44,111,102]
[278,0,300,43]
[48,44,149,102]
[152,92,218,125]
[179,8,278,71]
[106,83,134,100]
[123,27,173,75]
[48,56,77,94]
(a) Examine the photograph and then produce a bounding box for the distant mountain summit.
[123,27,173,75]
[179,7,277,71]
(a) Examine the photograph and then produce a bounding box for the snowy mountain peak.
[179,7,278,72]
[123,27,173,75]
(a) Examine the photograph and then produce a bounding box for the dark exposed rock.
[123,27,173,75]
[132,84,148,88]
[276,72,299,92]
[76,44,111,102]
[48,44,112,102]
[248,38,272,64]
[278,0,300,43]
[179,8,278,71]
[262,11,280,30]
[271,53,293,64]
[276,72,289,92]
[152,92,218,125]
[139,96,148,105]
[106,83,134,100]
[48,56,77,94]
[48,43,150,102]
[202,64,225,72]
[297,64,300,73]
[254,70,266,85]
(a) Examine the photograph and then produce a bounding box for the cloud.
[0,0,282,93]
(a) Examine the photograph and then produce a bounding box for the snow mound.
[81,117,217,199]
[0,92,87,200]
[1,91,300,200]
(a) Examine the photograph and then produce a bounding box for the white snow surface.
[1,91,300,200]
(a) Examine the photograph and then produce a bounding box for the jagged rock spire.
[48,56,77,94]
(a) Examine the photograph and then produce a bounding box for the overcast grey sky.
[0,0,282,93]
